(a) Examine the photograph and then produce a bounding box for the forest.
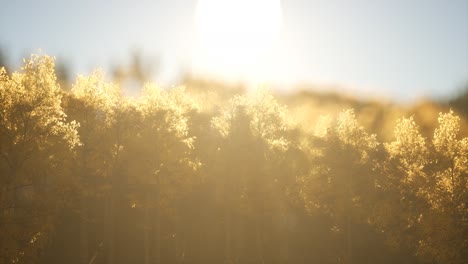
[0,54,467,264]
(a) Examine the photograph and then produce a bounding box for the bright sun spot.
[193,0,283,81]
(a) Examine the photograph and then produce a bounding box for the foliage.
[0,54,466,264]
[0,55,79,263]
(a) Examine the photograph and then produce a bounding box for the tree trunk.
[346,212,352,264]
[144,190,150,264]
[255,217,265,264]
[346,170,353,264]
[107,194,115,264]
[80,196,89,264]
[255,188,265,264]
[225,206,232,264]
[156,173,161,264]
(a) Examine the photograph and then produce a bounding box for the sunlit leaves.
[71,69,121,126]
[385,116,427,182]
[336,109,379,160]
[0,54,80,263]
[135,84,199,202]
[140,84,195,139]
[378,111,468,264]
[212,90,291,151]
[1,54,467,264]
[302,109,379,214]
[0,54,80,149]
[433,110,461,154]
[431,111,467,204]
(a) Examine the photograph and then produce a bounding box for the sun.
[192,0,283,80]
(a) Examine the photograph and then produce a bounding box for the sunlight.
[193,0,283,80]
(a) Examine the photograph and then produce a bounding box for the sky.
[0,0,467,101]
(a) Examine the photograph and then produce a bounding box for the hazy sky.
[1,0,467,101]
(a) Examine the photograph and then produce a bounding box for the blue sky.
[1,0,467,101]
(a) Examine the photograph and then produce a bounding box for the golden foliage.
[1,54,467,264]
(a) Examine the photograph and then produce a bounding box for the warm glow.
[193,0,283,80]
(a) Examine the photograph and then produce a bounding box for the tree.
[0,54,79,263]
[301,110,383,263]
[65,69,124,264]
[133,84,197,264]
[381,111,467,264]
[211,90,295,263]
